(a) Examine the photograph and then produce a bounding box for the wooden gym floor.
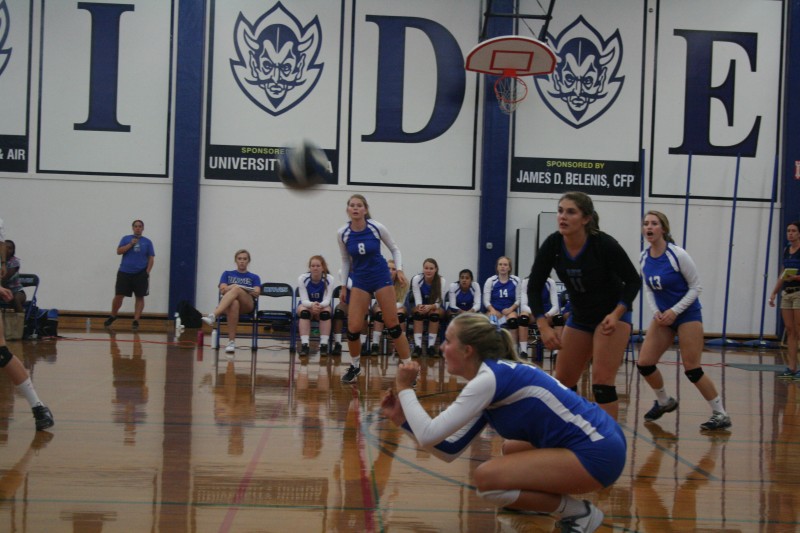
[0,326,798,532]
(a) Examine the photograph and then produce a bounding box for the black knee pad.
[506,318,518,330]
[0,346,12,368]
[684,367,704,383]
[592,384,618,404]
[299,309,312,320]
[412,311,425,321]
[637,364,658,377]
[319,311,331,321]
[397,312,407,323]
[387,324,403,339]
[428,313,440,323]
[518,315,530,327]
[334,308,346,320]
[346,330,360,341]
[373,311,384,323]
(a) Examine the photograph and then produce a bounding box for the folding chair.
[257,282,297,352]
[211,290,260,351]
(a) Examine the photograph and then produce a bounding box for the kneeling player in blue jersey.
[381,313,625,533]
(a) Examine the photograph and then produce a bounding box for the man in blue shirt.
[104,220,155,331]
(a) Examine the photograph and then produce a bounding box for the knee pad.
[518,315,530,327]
[373,311,384,323]
[412,311,425,321]
[346,330,360,341]
[428,313,440,323]
[334,308,346,320]
[0,346,12,368]
[637,364,658,377]
[684,367,705,383]
[299,309,312,320]
[319,311,331,321]
[592,384,618,404]
[387,324,403,339]
[506,318,518,330]
[475,488,520,507]
[397,312,407,323]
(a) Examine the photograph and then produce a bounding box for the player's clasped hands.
[654,309,677,327]
[396,360,420,390]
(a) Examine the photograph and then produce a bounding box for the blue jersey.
[640,244,701,316]
[448,281,482,312]
[411,273,446,307]
[483,275,521,311]
[219,270,261,290]
[118,235,155,274]
[298,272,335,307]
[337,219,402,292]
[398,358,626,486]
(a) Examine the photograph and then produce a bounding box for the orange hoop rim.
[493,71,528,104]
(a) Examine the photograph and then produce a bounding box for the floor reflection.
[0,332,792,531]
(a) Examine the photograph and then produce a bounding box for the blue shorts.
[567,311,633,333]
[350,268,393,294]
[573,423,627,487]
[671,308,702,330]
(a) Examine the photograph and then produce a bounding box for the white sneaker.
[225,340,236,354]
[557,500,604,532]
[201,313,216,326]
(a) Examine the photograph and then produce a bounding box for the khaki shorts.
[781,288,800,309]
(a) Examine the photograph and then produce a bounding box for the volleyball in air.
[278,140,331,189]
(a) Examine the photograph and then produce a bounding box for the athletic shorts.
[567,311,632,333]
[350,268,392,294]
[572,423,627,487]
[781,288,800,309]
[671,308,703,330]
[116,270,149,298]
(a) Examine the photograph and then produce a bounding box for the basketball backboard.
[465,35,556,77]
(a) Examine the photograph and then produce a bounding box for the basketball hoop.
[465,36,555,115]
[494,71,528,115]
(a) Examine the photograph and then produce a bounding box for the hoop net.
[493,71,528,115]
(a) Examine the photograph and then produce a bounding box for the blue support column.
[477,0,514,283]
[783,0,800,227]
[168,0,205,316]
[777,0,800,339]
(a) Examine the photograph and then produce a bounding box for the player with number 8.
[337,195,412,383]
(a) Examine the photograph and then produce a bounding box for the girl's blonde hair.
[234,249,251,262]
[450,313,518,362]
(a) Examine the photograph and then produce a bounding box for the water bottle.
[211,328,218,348]
[175,312,182,331]
[85,317,91,333]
